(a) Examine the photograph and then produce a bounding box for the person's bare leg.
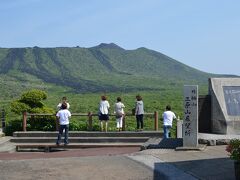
[105,121,108,132]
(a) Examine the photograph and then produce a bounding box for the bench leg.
[44,147,50,152]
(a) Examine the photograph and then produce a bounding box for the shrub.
[8,89,55,133]
[226,139,240,161]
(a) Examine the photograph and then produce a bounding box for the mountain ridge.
[0,43,236,98]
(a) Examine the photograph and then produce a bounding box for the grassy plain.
[3,85,208,136]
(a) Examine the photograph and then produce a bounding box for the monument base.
[175,144,207,151]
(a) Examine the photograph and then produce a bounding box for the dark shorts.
[99,113,109,121]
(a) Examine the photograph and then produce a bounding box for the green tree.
[9,89,55,132]
[10,89,51,114]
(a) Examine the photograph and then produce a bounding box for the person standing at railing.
[135,95,144,131]
[162,105,176,138]
[114,97,125,131]
[98,95,110,132]
[56,102,71,145]
[57,97,70,110]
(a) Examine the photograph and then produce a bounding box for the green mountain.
[0,43,234,100]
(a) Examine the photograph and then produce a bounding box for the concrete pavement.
[128,145,235,180]
[0,155,157,180]
[0,136,236,179]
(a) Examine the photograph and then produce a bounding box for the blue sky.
[0,0,239,75]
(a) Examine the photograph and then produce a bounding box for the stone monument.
[209,78,240,134]
[183,85,198,147]
[176,85,206,150]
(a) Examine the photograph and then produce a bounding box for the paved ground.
[0,155,158,180]
[0,147,139,160]
[0,137,236,180]
[129,145,235,180]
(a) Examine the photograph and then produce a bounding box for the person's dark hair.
[117,97,121,102]
[61,102,68,109]
[136,95,142,101]
[166,105,171,111]
[101,95,107,101]
[62,97,67,101]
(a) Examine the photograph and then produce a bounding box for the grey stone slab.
[209,78,240,134]
[198,133,240,139]
[175,144,206,151]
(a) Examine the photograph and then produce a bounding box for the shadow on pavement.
[148,138,183,149]
[154,157,235,180]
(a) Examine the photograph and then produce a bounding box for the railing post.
[122,115,125,131]
[1,109,5,133]
[23,111,27,131]
[154,111,158,131]
[56,115,59,131]
[88,112,93,131]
